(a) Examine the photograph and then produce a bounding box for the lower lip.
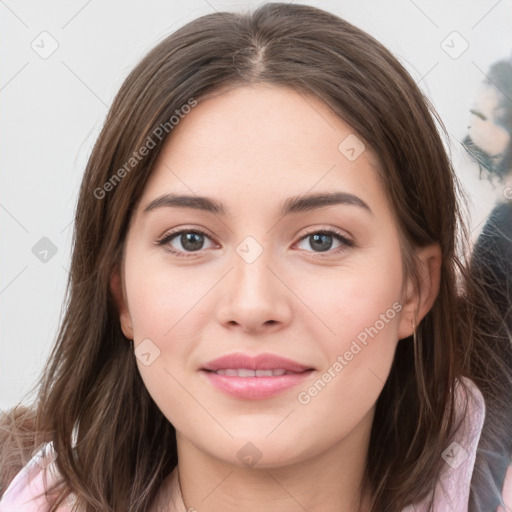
[201,370,314,400]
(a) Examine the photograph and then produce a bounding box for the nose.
[216,246,293,334]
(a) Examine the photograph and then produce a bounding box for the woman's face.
[114,84,434,469]
[467,83,510,157]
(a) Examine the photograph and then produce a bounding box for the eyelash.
[155,227,354,259]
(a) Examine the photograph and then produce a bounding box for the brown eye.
[157,229,215,257]
[178,232,205,251]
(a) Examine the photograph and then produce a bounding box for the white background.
[1,0,511,410]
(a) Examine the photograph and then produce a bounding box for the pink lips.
[200,352,315,400]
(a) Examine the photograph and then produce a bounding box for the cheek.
[290,243,403,407]
[469,119,510,156]
[293,261,402,439]
[300,242,403,349]
[125,257,212,341]
[122,252,210,385]
[319,284,400,390]
[123,258,207,426]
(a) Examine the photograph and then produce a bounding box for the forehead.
[159,84,375,163]
[138,84,391,220]
[474,84,504,112]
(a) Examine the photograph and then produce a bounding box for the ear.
[110,264,134,340]
[397,243,442,340]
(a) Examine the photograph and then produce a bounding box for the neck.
[172,408,374,512]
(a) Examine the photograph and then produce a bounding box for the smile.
[201,368,315,400]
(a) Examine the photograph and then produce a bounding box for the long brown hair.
[1,3,511,511]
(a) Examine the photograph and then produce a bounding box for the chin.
[211,435,311,469]
[463,134,500,177]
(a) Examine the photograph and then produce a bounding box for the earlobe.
[397,243,442,340]
[110,265,134,340]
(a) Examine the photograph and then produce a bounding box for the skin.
[467,83,510,158]
[110,84,441,512]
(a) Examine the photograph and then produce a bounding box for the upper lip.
[201,352,314,373]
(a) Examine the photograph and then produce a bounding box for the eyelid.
[156,226,354,258]
[294,227,354,257]
[299,226,353,242]
[155,226,218,258]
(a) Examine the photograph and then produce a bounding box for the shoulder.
[0,405,39,495]
[0,441,76,512]
[476,201,512,245]
[461,378,512,512]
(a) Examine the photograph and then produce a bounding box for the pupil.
[310,233,332,252]
[182,232,203,251]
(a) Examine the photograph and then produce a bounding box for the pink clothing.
[0,377,510,511]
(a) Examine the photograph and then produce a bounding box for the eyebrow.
[469,109,487,121]
[143,191,373,217]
